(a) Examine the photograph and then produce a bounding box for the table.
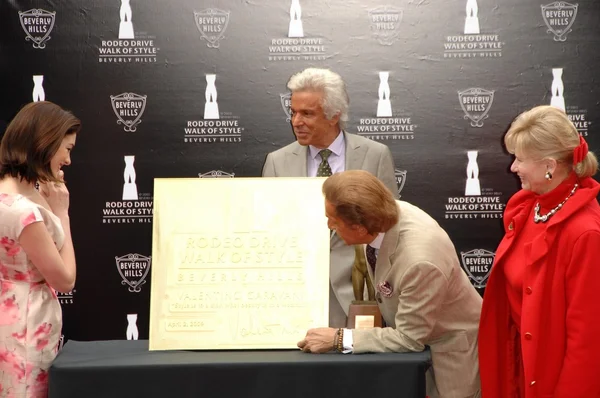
[49,340,431,398]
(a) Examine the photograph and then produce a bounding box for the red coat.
[479,175,600,398]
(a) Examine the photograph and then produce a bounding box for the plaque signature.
[236,313,302,339]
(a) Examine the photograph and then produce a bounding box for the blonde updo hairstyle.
[504,105,597,178]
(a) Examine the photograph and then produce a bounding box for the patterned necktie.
[316,149,333,177]
[366,245,377,272]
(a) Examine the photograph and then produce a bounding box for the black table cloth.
[49,340,431,398]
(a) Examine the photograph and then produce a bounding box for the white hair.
[287,68,349,129]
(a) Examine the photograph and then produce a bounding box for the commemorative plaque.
[149,178,330,350]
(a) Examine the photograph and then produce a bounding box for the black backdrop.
[1,0,598,343]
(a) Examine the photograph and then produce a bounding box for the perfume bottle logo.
[376,72,393,118]
[465,151,481,196]
[32,75,45,102]
[126,314,139,340]
[204,74,220,120]
[464,0,480,34]
[550,68,566,111]
[288,0,304,38]
[119,0,135,39]
[122,156,139,201]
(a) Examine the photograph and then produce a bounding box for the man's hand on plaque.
[297,327,337,353]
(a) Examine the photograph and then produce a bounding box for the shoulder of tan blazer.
[268,140,305,159]
[262,140,307,176]
[345,131,384,151]
[346,131,398,158]
[381,201,454,272]
[344,132,399,198]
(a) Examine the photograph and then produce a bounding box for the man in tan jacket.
[298,170,482,398]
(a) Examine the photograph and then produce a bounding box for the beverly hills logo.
[19,9,55,49]
[199,170,235,178]
[443,0,504,58]
[444,151,505,220]
[184,74,245,144]
[116,253,151,293]
[548,68,591,136]
[541,2,578,41]
[194,8,230,48]
[368,6,402,45]
[98,0,159,63]
[268,0,329,61]
[280,92,292,122]
[395,169,407,198]
[111,93,147,132]
[102,155,153,224]
[458,88,494,127]
[357,72,417,141]
[460,249,495,288]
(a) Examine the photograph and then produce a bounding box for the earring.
[545,171,553,181]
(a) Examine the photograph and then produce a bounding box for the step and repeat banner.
[0,0,597,343]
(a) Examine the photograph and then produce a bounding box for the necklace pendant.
[532,183,578,224]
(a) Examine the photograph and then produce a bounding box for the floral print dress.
[0,194,64,397]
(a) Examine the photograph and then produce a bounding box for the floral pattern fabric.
[0,194,64,397]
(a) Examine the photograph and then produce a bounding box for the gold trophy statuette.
[347,245,383,329]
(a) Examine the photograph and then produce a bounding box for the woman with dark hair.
[479,105,600,397]
[0,101,80,397]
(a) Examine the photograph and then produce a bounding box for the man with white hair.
[262,68,398,327]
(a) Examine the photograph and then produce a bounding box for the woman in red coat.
[479,105,600,398]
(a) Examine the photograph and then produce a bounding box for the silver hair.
[287,68,349,129]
